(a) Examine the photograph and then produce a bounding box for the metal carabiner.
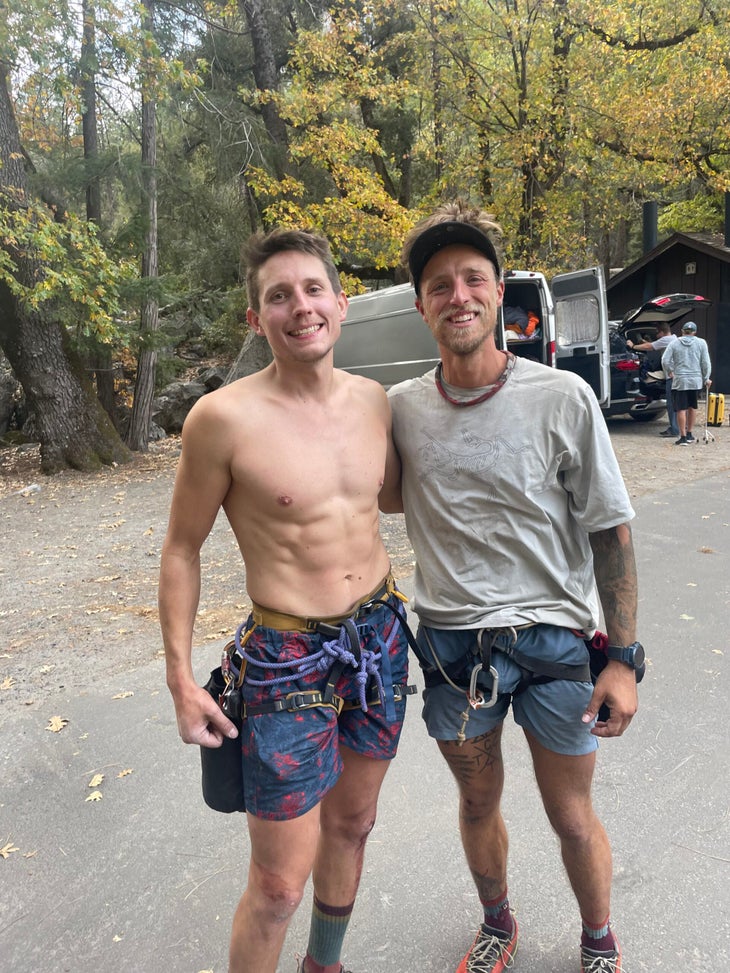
[468,661,499,709]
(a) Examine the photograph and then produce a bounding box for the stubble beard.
[434,305,496,356]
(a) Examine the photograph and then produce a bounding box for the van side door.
[551,267,610,405]
[334,283,439,387]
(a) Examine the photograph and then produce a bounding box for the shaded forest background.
[1,0,729,471]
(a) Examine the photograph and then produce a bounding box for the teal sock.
[305,894,354,969]
[581,915,616,953]
[481,889,513,936]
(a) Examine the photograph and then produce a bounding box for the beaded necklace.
[434,352,515,407]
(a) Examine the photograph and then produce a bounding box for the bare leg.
[438,726,507,903]
[313,746,392,906]
[686,406,697,436]
[300,748,391,971]
[676,408,687,437]
[229,807,320,973]
[525,731,612,923]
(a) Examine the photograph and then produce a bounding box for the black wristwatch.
[607,641,646,680]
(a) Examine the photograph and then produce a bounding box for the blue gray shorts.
[417,624,597,756]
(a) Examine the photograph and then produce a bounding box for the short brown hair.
[243,228,342,311]
[402,199,505,295]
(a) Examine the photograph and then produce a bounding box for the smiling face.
[246,251,349,364]
[415,243,504,357]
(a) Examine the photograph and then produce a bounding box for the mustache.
[437,304,484,326]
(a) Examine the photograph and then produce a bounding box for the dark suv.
[605,293,711,421]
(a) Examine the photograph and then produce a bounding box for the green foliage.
[153,352,189,391]
[199,287,249,356]
[658,194,725,235]
[5,0,730,345]
[0,199,135,339]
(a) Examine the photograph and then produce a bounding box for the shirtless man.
[159,228,411,973]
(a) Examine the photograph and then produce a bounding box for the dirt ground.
[2,410,729,722]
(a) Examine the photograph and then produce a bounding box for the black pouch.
[200,665,246,813]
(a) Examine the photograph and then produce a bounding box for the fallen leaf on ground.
[1,676,14,690]
[46,716,68,732]
[1,842,20,859]
[112,691,134,699]
[85,791,103,802]
[117,769,134,778]
[89,774,104,788]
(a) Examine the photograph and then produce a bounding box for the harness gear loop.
[420,623,592,745]
[228,581,417,721]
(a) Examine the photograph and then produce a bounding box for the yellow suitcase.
[707,392,725,426]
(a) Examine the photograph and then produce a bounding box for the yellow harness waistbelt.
[250,573,402,633]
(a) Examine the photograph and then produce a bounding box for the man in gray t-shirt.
[380,199,640,973]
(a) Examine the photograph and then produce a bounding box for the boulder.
[225,330,273,384]
[197,366,228,392]
[152,380,208,433]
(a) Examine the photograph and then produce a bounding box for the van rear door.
[551,267,609,405]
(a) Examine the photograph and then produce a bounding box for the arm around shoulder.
[377,388,403,513]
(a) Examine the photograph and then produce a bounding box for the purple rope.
[236,623,388,713]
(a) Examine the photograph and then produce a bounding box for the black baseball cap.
[408,220,501,295]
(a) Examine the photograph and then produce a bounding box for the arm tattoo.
[589,523,638,645]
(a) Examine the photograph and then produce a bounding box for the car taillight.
[615,359,639,372]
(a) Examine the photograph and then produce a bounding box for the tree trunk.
[239,0,295,181]
[81,1,102,226]
[0,62,130,473]
[80,0,118,426]
[125,0,160,451]
[0,285,129,472]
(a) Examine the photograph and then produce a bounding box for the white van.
[335,267,613,410]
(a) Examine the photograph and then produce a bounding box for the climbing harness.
[217,575,417,724]
[418,624,591,745]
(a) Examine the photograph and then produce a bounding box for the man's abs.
[224,490,391,618]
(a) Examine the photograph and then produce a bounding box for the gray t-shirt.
[388,356,634,634]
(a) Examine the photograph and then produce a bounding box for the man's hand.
[173,682,239,747]
[582,661,638,737]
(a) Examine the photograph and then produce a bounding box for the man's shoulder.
[387,369,436,401]
[183,371,266,434]
[195,373,255,407]
[337,369,388,400]
[512,355,587,393]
